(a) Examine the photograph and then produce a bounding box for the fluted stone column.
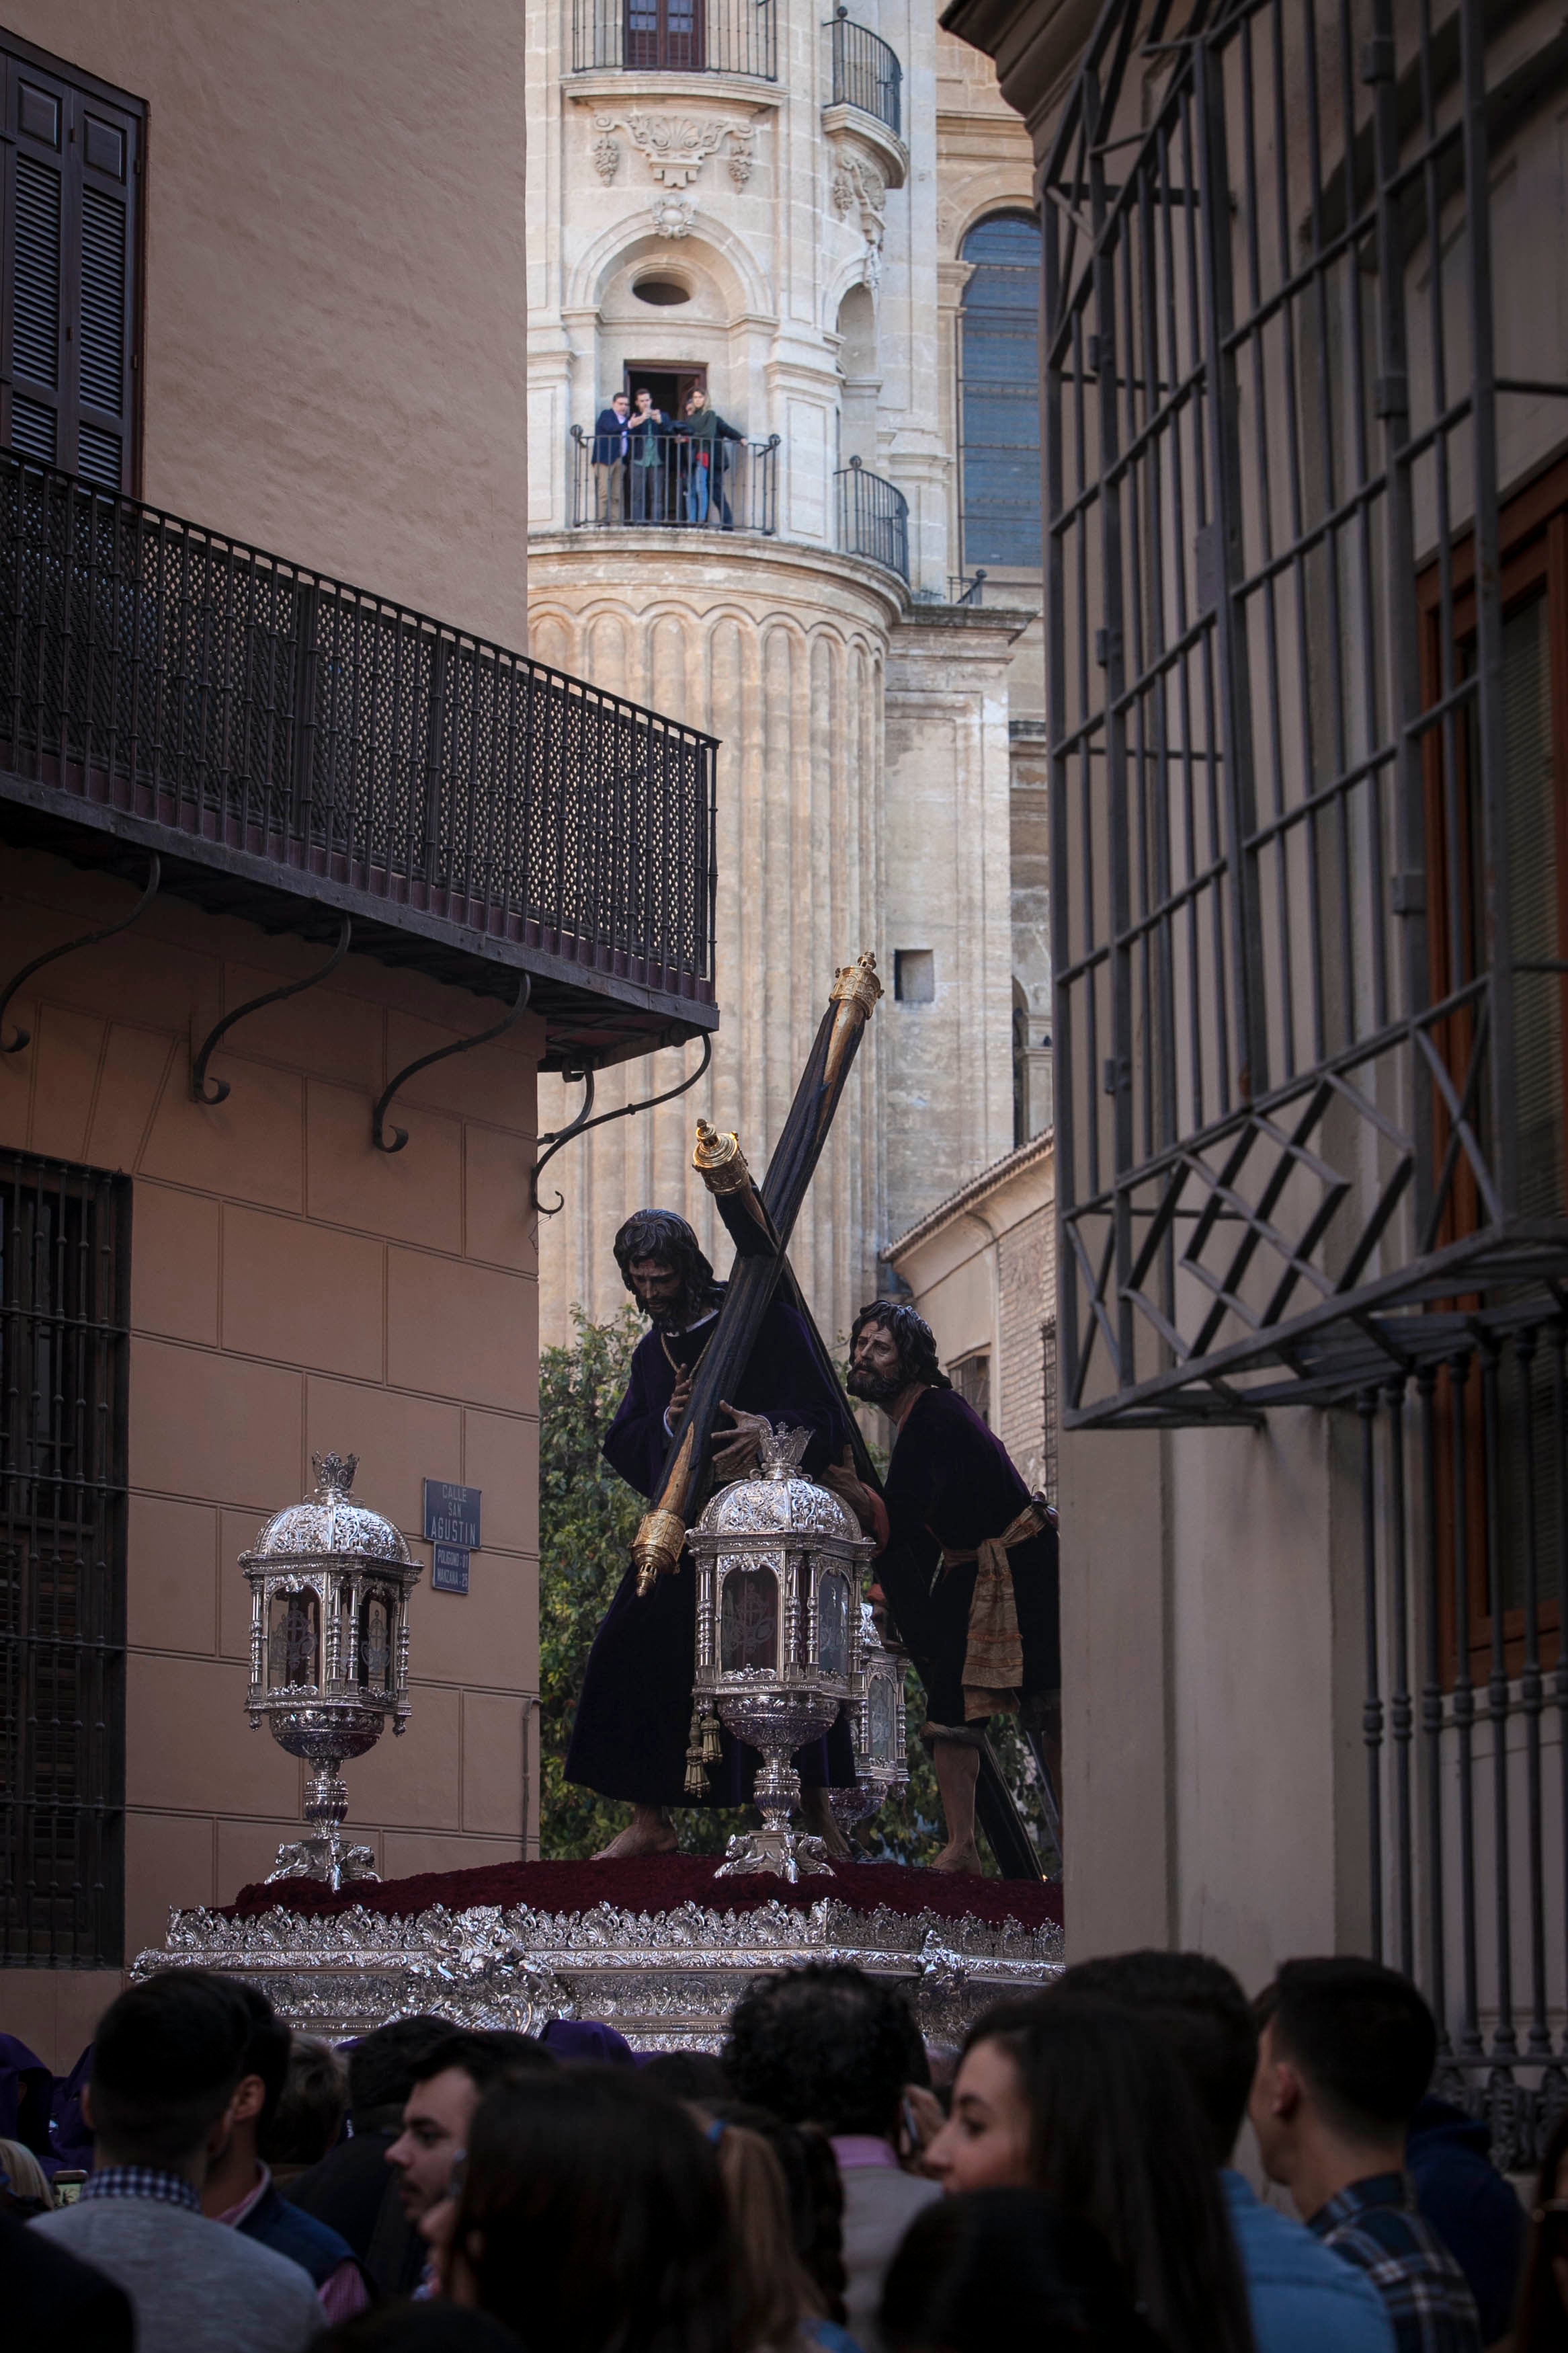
[530,532,897,1351]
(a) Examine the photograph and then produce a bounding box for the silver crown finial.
[312,1451,358,1501]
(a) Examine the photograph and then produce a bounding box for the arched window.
[959,212,1042,570]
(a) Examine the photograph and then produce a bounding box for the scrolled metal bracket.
[372,974,532,1153]
[1,852,162,1055]
[192,914,353,1106]
[530,1031,714,1215]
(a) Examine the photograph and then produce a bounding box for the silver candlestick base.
[715,1755,835,1883]
[265,1768,380,1890]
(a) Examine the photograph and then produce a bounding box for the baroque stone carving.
[592,128,621,184]
[649,192,696,239]
[593,111,756,190]
[831,153,887,290]
[134,1891,1062,2050]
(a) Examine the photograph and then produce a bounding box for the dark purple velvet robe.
[565,1295,858,1806]
[876,1386,1060,1726]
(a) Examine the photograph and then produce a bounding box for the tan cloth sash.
[942,1500,1049,1723]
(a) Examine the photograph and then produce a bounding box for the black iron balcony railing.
[572,0,777,77]
[825,9,901,138]
[948,571,987,607]
[570,428,780,536]
[835,457,908,582]
[0,457,717,1051]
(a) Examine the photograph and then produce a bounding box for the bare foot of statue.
[929,1839,983,1875]
[799,1785,852,1862]
[593,1806,679,1860]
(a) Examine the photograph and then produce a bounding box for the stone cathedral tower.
[526,0,1048,1347]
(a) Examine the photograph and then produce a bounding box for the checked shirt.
[1309,2172,1481,2353]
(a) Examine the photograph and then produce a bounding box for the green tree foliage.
[539,1312,1053,1874]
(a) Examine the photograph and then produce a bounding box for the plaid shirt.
[1310,2173,1481,2353]
[79,2164,202,2215]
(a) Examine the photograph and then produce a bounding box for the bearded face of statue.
[846,1318,906,1405]
[626,1252,704,1332]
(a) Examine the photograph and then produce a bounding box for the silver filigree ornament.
[242,1453,423,1891]
[828,1600,909,1837]
[688,1425,874,1882]
[135,1890,1061,2048]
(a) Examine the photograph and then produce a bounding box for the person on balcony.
[591,391,631,522]
[626,387,667,523]
[677,387,744,528]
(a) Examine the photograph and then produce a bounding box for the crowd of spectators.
[0,1948,1550,2353]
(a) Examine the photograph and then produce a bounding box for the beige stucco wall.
[15,1,531,648]
[1,848,544,2070]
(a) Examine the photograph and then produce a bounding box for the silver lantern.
[828,1600,911,1838]
[242,1452,422,1890]
[688,1423,874,1882]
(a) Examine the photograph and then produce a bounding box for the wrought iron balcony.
[571,0,777,78]
[835,458,909,583]
[0,456,717,1066]
[825,10,901,138]
[569,428,780,536]
[1043,0,1568,1430]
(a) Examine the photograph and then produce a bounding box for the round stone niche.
[633,273,692,306]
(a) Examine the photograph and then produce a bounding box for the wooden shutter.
[1,36,142,492]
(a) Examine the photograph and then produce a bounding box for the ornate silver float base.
[134,1891,1062,2049]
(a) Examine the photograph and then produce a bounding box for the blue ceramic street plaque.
[432,1543,470,1595]
[423,1479,482,1550]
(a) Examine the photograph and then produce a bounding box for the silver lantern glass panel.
[689,1424,874,1882]
[828,1599,911,1837]
[242,1451,423,1890]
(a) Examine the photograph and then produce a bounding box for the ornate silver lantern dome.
[688,1424,874,1882]
[242,1452,422,1890]
[828,1600,911,1837]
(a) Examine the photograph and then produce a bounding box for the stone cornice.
[563,71,781,112]
[527,527,910,630]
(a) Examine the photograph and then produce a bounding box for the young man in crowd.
[287,2013,455,2296]
[724,1962,938,2353]
[1249,1959,1483,2353]
[200,1982,368,2322]
[1060,1950,1395,2353]
[29,1970,322,2353]
[386,2027,555,2281]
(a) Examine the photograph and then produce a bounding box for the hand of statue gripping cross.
[825,1446,880,1538]
[710,1401,768,1480]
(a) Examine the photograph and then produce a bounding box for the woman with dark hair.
[880,2188,1167,2353]
[1514,2106,1568,2352]
[921,1997,1255,2353]
[444,2068,735,2353]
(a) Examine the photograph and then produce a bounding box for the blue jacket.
[240,2178,358,2291]
[1223,2170,1396,2353]
[593,407,630,464]
[1408,2098,1527,2344]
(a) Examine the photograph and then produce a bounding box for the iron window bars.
[570,428,781,535]
[0,455,717,1023]
[826,11,903,140]
[1044,0,1568,1429]
[571,0,778,77]
[1356,1310,1568,2169]
[0,1150,128,1967]
[835,458,910,582]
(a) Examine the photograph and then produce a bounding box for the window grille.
[1044,0,1568,1429]
[0,1152,128,1966]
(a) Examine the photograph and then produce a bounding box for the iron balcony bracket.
[192,914,353,1105]
[1,852,163,1055]
[530,1031,714,1215]
[372,975,532,1153]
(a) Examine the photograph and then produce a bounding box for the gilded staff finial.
[829,950,882,1017]
[693,1118,753,1196]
